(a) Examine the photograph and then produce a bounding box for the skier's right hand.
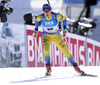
[32,31,38,38]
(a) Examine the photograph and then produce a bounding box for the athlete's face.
[43,10,51,18]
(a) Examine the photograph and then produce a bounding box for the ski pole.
[35,38,42,61]
[47,0,50,4]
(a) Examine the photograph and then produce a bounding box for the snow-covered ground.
[0,66,100,85]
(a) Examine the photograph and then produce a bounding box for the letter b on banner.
[28,36,34,61]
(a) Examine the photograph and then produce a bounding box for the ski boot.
[45,65,52,76]
[74,64,85,75]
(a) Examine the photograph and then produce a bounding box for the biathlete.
[33,3,85,76]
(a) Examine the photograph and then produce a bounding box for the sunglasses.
[43,10,51,13]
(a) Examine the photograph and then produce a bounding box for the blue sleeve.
[63,19,67,25]
[35,13,43,32]
[63,19,67,30]
[35,22,40,32]
[35,22,39,28]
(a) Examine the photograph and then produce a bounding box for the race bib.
[43,25,59,33]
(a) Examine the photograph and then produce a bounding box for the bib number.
[47,28,53,31]
[43,25,59,33]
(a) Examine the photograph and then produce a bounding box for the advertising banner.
[26,25,100,67]
[0,23,100,68]
[87,39,100,66]
[0,23,26,68]
[64,0,84,4]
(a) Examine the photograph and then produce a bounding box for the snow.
[0,66,100,85]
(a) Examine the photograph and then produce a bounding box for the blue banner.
[64,0,84,4]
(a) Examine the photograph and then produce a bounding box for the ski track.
[0,66,100,85]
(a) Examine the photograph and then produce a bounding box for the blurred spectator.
[23,13,35,25]
[24,12,41,26]
[78,0,97,21]
[84,0,97,18]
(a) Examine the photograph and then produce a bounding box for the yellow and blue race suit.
[35,12,76,66]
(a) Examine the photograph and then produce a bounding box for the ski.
[81,73,98,77]
[75,73,98,77]
[35,73,98,80]
[35,75,55,79]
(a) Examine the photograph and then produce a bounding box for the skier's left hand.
[63,29,67,38]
